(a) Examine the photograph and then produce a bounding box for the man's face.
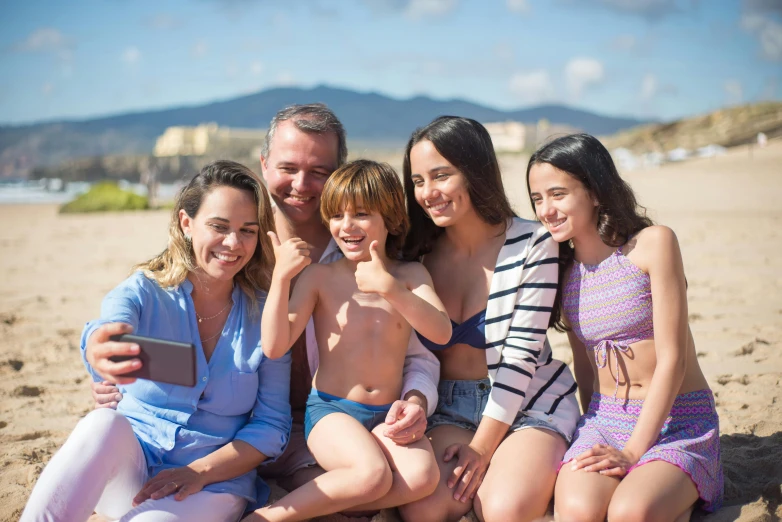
[260,119,340,225]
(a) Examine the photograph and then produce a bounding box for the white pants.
[21,408,247,522]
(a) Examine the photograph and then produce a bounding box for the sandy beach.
[1,142,780,521]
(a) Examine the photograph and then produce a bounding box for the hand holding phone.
[85,323,142,385]
[108,333,197,387]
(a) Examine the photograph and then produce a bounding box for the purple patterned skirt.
[562,389,723,512]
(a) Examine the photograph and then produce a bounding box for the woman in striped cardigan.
[397,116,580,522]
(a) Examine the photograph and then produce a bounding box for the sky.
[0,0,780,125]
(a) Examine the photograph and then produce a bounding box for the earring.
[184,232,192,242]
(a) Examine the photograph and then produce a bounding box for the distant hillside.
[601,102,782,154]
[0,85,648,177]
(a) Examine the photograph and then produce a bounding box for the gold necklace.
[195,300,233,323]
[200,328,225,343]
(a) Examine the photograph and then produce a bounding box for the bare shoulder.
[629,225,682,273]
[301,262,330,278]
[393,259,433,286]
[635,225,678,248]
[295,262,330,290]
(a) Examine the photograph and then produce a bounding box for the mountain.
[0,85,649,176]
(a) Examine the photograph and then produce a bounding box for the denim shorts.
[303,388,393,441]
[428,378,571,442]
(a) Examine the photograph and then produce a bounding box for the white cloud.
[725,79,744,104]
[741,14,782,61]
[640,73,657,101]
[509,70,555,104]
[405,0,458,19]
[14,28,69,52]
[565,57,605,99]
[122,47,141,65]
[13,27,73,65]
[507,0,530,14]
[250,61,264,76]
[191,40,208,59]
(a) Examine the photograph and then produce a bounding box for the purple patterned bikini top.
[562,245,654,396]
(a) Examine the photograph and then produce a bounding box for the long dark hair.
[402,116,516,260]
[526,133,653,330]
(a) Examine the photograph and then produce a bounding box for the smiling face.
[260,119,339,225]
[409,139,474,228]
[328,200,389,262]
[528,162,599,243]
[179,186,260,283]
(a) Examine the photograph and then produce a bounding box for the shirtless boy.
[247,160,451,521]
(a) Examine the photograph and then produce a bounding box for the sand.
[1,142,780,521]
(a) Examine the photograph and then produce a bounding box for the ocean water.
[0,180,182,205]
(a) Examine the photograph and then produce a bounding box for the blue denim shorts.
[304,388,393,441]
[427,378,571,442]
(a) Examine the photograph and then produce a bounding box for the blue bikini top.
[417,309,488,351]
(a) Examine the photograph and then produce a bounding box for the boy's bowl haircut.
[320,159,410,259]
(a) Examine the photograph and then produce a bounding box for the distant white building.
[485,120,582,153]
[154,123,267,157]
[485,121,529,153]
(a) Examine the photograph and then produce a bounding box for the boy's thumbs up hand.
[267,230,282,248]
[355,240,396,296]
[368,240,382,262]
[269,231,311,282]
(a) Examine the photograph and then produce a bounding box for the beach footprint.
[1,359,24,372]
[13,385,43,397]
[732,337,771,358]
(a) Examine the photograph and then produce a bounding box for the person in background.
[22,160,290,521]
[527,133,722,521]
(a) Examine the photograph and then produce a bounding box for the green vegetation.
[59,182,148,214]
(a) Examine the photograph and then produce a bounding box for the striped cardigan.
[484,217,580,437]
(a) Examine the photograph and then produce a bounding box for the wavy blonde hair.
[134,160,275,313]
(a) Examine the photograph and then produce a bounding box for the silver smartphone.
[109,334,197,387]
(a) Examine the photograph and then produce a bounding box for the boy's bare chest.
[315,279,407,339]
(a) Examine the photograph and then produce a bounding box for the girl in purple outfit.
[527,134,722,521]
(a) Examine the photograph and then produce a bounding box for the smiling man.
[254,104,439,496]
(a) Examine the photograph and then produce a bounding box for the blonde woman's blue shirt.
[80,271,291,505]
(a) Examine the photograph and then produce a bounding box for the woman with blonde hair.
[22,160,291,521]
